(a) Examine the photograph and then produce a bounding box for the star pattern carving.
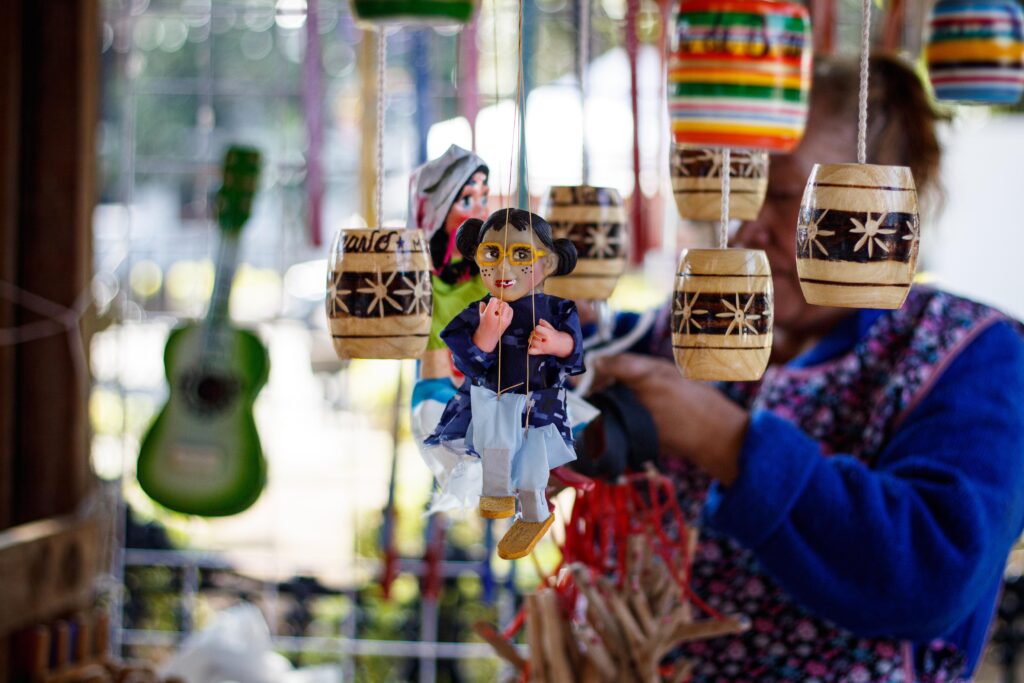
[328,271,351,315]
[849,212,897,258]
[584,223,623,258]
[393,270,431,315]
[671,149,691,177]
[802,209,835,258]
[735,151,767,179]
[694,149,724,178]
[902,219,920,243]
[674,292,709,335]
[357,268,401,318]
[716,294,762,336]
[551,222,572,241]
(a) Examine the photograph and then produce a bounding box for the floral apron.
[653,288,1010,682]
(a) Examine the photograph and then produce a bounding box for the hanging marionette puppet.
[407,146,492,511]
[426,208,583,559]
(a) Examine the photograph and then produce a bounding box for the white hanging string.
[376,29,388,226]
[578,0,590,184]
[858,0,871,165]
[719,148,731,249]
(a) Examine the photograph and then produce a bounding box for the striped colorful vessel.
[669,0,812,152]
[351,0,477,26]
[925,0,1024,104]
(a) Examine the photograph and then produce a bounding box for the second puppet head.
[455,209,578,303]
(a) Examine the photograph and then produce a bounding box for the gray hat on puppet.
[408,144,489,284]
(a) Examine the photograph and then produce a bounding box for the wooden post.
[13,0,98,524]
[0,0,22,537]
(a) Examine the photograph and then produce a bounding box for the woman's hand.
[528,319,574,358]
[594,353,750,485]
[473,298,513,352]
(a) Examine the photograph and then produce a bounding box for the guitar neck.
[199,144,261,362]
[201,231,241,358]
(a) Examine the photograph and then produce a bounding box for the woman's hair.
[810,54,947,204]
[456,208,578,276]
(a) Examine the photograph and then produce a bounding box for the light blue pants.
[468,385,575,522]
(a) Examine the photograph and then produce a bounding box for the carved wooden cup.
[796,164,920,309]
[671,146,769,221]
[327,228,433,359]
[672,248,773,381]
[542,185,629,301]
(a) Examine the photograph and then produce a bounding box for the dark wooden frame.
[0,0,101,678]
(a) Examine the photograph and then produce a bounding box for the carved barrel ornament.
[327,228,433,359]
[542,185,629,301]
[796,164,920,309]
[671,145,769,221]
[672,248,773,381]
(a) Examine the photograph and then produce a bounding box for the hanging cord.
[858,0,870,165]
[517,0,537,429]
[578,0,590,184]
[718,148,731,249]
[496,0,514,398]
[376,29,387,225]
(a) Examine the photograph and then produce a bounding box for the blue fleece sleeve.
[704,321,1024,644]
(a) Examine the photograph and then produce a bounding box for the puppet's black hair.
[455,208,577,276]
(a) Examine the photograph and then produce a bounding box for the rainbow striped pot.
[668,0,812,152]
[925,0,1024,104]
[351,0,477,26]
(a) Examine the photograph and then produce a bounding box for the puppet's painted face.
[475,222,557,302]
[444,171,489,237]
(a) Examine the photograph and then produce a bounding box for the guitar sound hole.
[180,370,240,416]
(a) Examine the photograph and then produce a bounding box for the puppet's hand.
[528,319,575,358]
[472,298,513,353]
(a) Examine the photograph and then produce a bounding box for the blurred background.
[1,0,1023,680]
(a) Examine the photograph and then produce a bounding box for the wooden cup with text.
[796,164,920,309]
[327,228,433,359]
[672,248,773,381]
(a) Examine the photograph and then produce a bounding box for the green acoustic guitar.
[137,146,270,517]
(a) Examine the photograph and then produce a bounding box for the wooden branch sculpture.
[476,531,748,683]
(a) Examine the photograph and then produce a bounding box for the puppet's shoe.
[479,495,515,519]
[497,514,555,560]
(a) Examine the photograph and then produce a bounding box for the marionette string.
[578,0,590,184]
[497,0,538,418]
[376,29,387,225]
[858,0,870,165]
[719,148,731,249]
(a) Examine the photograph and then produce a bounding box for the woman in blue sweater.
[598,55,1024,681]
